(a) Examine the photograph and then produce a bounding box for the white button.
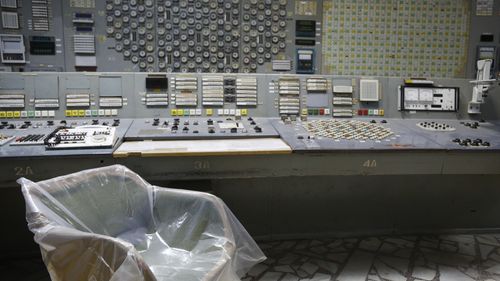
[111,109,118,116]
[217,109,224,115]
[98,109,105,116]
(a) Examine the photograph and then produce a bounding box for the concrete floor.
[4,233,500,281]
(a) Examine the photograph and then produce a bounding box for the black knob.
[247,117,253,121]
[193,130,199,134]
[371,120,376,124]
[230,128,237,133]
[254,126,262,133]
[8,124,15,129]
[208,128,215,134]
[381,120,387,123]
[452,138,461,143]
[47,120,54,126]
[483,142,490,147]
[207,119,214,125]
[184,121,189,125]
[171,125,178,130]
[153,118,160,122]
[1,121,8,125]
[60,120,67,124]
[183,126,189,131]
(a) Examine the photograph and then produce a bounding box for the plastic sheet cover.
[18,165,265,281]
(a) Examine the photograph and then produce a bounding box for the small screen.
[480,33,494,42]
[146,77,168,90]
[295,20,316,37]
[295,39,315,46]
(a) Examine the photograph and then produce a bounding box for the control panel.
[0,0,493,78]
[398,86,459,112]
[0,0,324,74]
[45,125,117,149]
[0,72,499,156]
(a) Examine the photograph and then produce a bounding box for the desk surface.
[113,138,292,157]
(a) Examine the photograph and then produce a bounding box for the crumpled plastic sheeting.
[18,165,266,281]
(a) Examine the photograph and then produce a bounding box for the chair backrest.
[20,165,155,238]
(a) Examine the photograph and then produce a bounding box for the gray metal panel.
[0,73,24,90]
[99,76,122,97]
[34,75,58,99]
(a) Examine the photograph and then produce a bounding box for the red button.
[358,109,363,115]
[319,109,325,115]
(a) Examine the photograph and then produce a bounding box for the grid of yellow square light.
[322,0,470,78]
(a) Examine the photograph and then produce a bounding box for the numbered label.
[14,166,34,176]
[362,160,377,168]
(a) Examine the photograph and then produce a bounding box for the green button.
[27,111,35,117]
[91,110,98,117]
[368,109,374,115]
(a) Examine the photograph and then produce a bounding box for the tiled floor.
[244,234,500,281]
[5,234,500,281]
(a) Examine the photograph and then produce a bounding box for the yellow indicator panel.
[322,0,470,78]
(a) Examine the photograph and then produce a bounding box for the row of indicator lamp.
[303,108,332,116]
[358,109,385,116]
[171,108,249,116]
[65,109,119,117]
[0,111,56,118]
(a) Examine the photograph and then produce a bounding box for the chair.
[18,165,265,281]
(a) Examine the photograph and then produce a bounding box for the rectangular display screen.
[296,20,316,37]
[146,77,168,90]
